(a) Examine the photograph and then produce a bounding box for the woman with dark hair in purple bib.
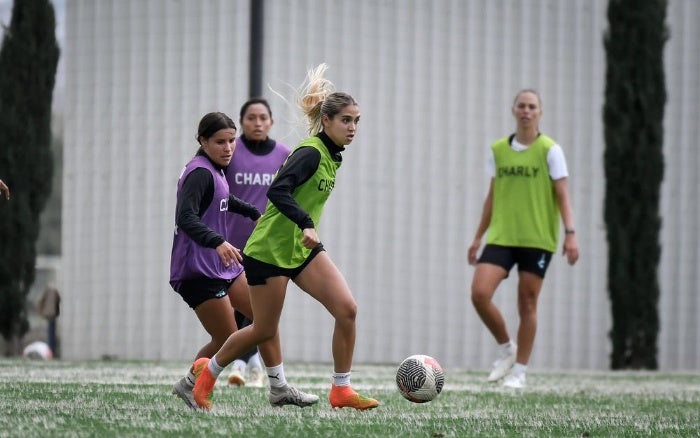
[170,112,314,410]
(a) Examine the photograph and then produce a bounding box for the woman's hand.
[216,241,243,267]
[467,238,482,265]
[301,228,320,249]
[563,234,579,265]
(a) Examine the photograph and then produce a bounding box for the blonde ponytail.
[295,63,359,137]
[298,63,335,135]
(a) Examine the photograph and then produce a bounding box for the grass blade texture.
[0,360,698,437]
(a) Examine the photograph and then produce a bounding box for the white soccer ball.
[395,354,444,403]
[22,341,53,360]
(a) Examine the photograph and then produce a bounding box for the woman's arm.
[468,179,494,265]
[553,177,579,265]
[227,195,261,221]
[175,168,225,249]
[266,146,320,230]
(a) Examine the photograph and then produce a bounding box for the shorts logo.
[537,254,546,270]
[215,289,226,298]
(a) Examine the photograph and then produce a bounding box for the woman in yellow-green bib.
[468,89,579,389]
[191,64,379,411]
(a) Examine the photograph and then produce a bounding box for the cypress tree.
[603,0,667,369]
[0,0,60,354]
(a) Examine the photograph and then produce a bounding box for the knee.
[518,291,539,315]
[252,324,276,343]
[336,300,357,324]
[471,287,491,308]
[211,326,237,348]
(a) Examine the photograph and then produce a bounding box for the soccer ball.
[22,341,53,360]
[395,354,444,403]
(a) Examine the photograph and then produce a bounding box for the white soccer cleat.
[487,345,517,382]
[268,385,319,407]
[502,371,526,389]
[246,365,265,388]
[172,376,197,410]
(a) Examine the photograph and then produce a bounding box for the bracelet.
[565,228,575,234]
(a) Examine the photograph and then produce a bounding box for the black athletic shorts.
[477,244,553,279]
[173,275,240,309]
[243,244,325,286]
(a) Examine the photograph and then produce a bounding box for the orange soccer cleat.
[192,358,216,410]
[329,384,380,410]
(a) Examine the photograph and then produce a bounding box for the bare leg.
[471,263,509,343]
[187,274,251,366]
[174,287,240,409]
[193,297,238,360]
[294,252,357,373]
[515,271,544,365]
[214,276,288,367]
[190,276,319,410]
[227,272,253,319]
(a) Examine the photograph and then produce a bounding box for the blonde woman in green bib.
[191,64,379,411]
[468,89,579,389]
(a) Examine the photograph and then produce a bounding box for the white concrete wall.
[658,0,700,370]
[60,0,699,371]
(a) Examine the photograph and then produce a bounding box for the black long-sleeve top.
[266,131,344,230]
[239,134,277,155]
[175,152,261,249]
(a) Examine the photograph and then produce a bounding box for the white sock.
[232,359,246,372]
[332,372,351,387]
[184,370,195,388]
[208,355,225,378]
[499,340,516,356]
[247,352,262,370]
[512,363,527,375]
[266,363,287,388]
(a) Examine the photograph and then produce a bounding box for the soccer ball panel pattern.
[396,354,444,403]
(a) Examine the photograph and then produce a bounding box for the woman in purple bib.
[169,112,261,409]
[225,98,290,388]
[170,112,315,410]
